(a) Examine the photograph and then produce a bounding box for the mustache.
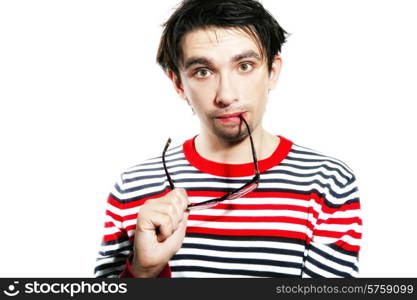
[208,107,250,118]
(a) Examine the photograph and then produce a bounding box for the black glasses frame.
[162,115,260,210]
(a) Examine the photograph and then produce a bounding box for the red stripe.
[316,216,363,226]
[103,230,125,242]
[334,240,360,253]
[106,209,123,222]
[186,190,360,214]
[107,190,169,209]
[104,221,115,228]
[186,226,310,241]
[125,224,137,233]
[186,190,312,200]
[189,215,314,229]
[213,202,311,212]
[314,229,362,240]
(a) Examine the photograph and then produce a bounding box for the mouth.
[215,112,248,124]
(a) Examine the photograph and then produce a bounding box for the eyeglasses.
[162,115,260,210]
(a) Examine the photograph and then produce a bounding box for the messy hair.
[156,0,287,79]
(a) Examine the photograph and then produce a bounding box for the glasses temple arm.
[240,116,260,176]
[162,137,175,190]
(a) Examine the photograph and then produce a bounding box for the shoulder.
[281,138,359,206]
[111,142,186,203]
[286,140,356,184]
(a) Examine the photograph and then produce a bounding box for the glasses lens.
[187,182,259,210]
[226,182,258,200]
[188,200,220,211]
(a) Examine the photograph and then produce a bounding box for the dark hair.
[156,0,287,79]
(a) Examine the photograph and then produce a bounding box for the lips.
[215,112,247,124]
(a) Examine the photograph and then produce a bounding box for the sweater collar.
[182,135,292,177]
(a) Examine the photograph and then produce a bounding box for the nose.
[214,73,238,107]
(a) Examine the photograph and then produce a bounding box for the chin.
[213,126,249,144]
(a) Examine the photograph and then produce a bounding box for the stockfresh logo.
[3,281,20,297]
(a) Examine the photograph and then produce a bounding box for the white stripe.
[270,164,349,185]
[304,261,341,278]
[314,222,362,234]
[307,251,356,275]
[169,259,301,276]
[176,247,303,264]
[311,243,359,264]
[290,145,354,174]
[183,237,305,252]
[94,265,125,277]
[187,220,312,233]
[95,256,126,265]
[312,234,361,246]
[97,240,131,253]
[189,209,310,219]
[283,156,352,180]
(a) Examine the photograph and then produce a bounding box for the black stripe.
[100,235,130,247]
[301,268,322,278]
[171,266,299,277]
[111,185,359,208]
[264,169,345,188]
[94,260,125,273]
[279,162,351,182]
[171,254,301,269]
[291,148,351,171]
[124,169,205,184]
[258,178,357,199]
[285,155,353,179]
[95,268,124,278]
[291,148,324,157]
[170,175,356,199]
[309,245,358,271]
[115,180,166,194]
[181,243,304,258]
[175,177,252,185]
[109,188,167,204]
[183,187,359,209]
[185,233,306,246]
[305,255,353,277]
[327,243,360,257]
[98,244,132,257]
[122,163,191,175]
[138,156,186,167]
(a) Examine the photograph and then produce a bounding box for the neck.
[195,125,279,164]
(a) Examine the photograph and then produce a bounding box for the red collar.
[182,135,292,177]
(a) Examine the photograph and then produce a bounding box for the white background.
[0,0,416,277]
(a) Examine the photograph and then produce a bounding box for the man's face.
[170,27,281,143]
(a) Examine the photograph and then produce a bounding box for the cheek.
[244,75,269,103]
[184,81,217,108]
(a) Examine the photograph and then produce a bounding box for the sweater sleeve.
[94,173,133,278]
[301,175,362,277]
[94,172,172,278]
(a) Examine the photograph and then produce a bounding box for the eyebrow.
[183,50,261,70]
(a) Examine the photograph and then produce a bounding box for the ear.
[267,54,282,91]
[166,70,187,100]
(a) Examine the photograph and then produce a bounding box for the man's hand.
[131,188,189,277]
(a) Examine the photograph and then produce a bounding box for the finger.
[149,212,175,242]
[147,201,182,227]
[172,188,189,210]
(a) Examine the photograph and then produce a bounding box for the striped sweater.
[94,136,362,278]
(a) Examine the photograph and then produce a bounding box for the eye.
[239,62,254,72]
[194,68,212,78]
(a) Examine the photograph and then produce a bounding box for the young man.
[94,0,361,278]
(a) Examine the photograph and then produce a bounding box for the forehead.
[180,27,264,66]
